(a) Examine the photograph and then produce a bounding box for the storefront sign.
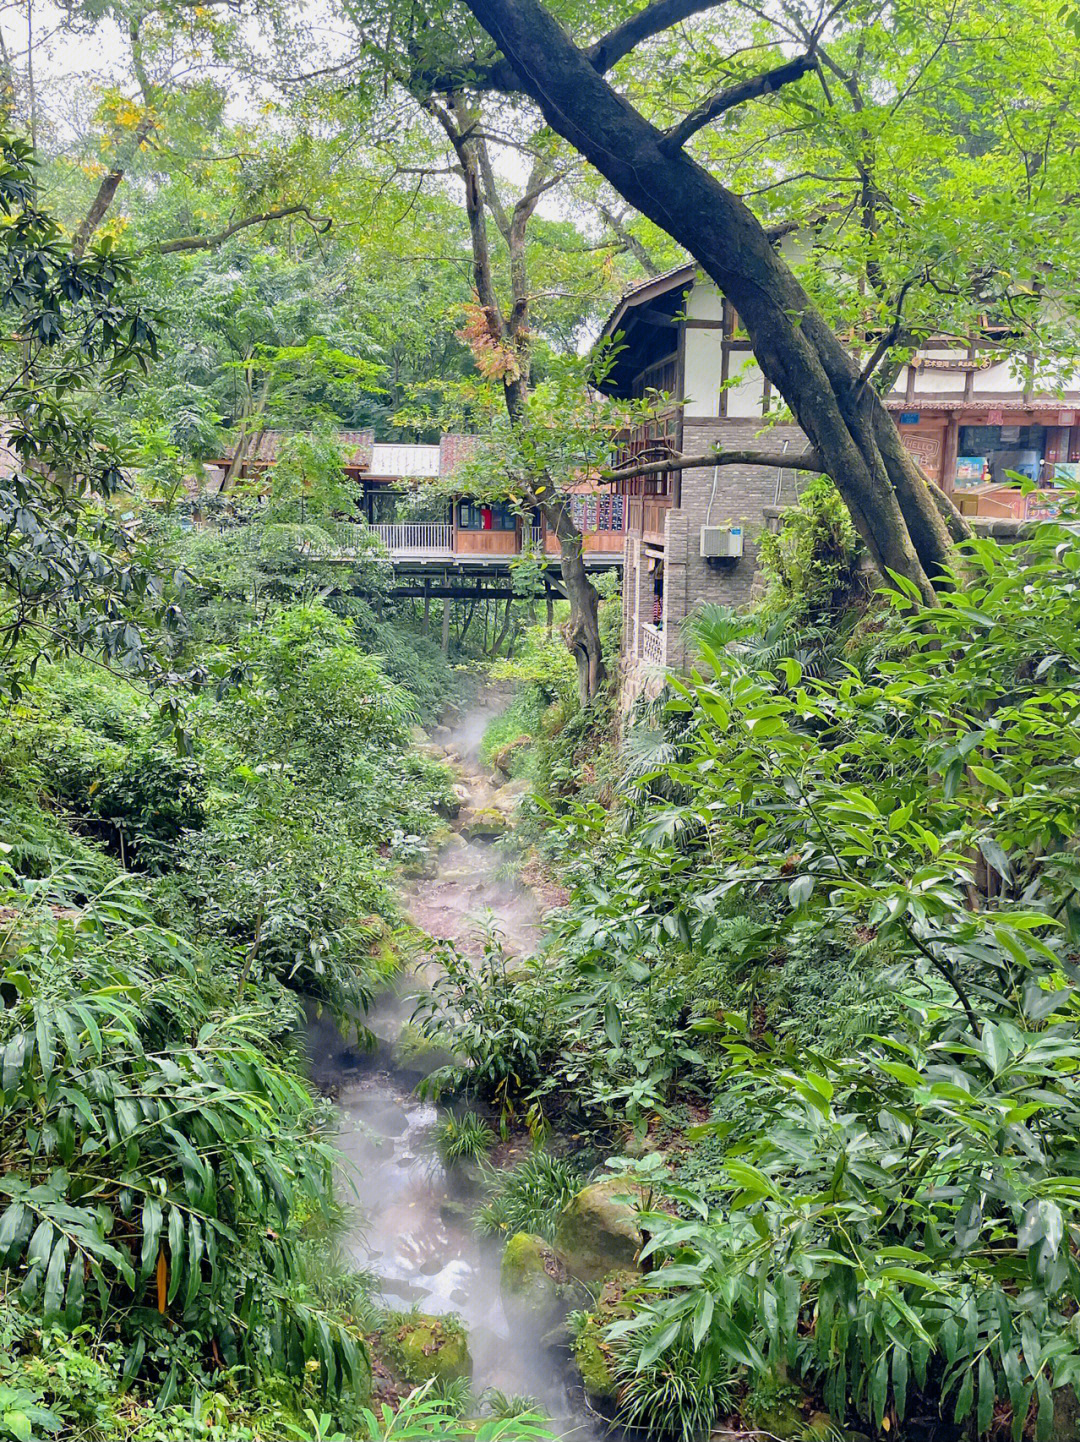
[914,356,995,372]
[901,430,943,479]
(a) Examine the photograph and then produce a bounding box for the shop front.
[894,406,1080,515]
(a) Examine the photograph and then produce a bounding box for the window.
[457,500,517,531]
[956,424,1048,487]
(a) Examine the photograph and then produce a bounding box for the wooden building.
[596,262,1080,686]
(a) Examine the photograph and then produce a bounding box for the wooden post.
[942,416,960,493]
[441,598,451,654]
[423,580,431,635]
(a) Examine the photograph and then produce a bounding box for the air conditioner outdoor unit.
[700,524,743,559]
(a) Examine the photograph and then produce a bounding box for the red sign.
[987,409,1004,425]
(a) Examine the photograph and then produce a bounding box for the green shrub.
[0,868,368,1403]
[435,1113,497,1166]
[757,475,866,621]
[475,1152,585,1241]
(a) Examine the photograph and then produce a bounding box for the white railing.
[368,522,454,553]
[524,525,545,550]
[641,622,664,666]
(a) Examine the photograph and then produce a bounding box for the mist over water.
[306,691,605,1439]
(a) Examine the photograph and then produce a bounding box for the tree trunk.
[546,499,604,699]
[441,598,451,654]
[490,595,514,656]
[458,0,970,601]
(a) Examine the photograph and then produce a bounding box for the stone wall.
[659,419,806,671]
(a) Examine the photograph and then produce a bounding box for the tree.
[376,0,1080,602]
[413,95,618,697]
[0,128,183,701]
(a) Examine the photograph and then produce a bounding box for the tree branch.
[584,0,726,71]
[420,0,725,94]
[604,446,824,483]
[659,51,816,154]
[149,205,332,255]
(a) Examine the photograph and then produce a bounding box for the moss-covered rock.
[554,1177,645,1283]
[493,735,533,778]
[390,1314,471,1384]
[500,1232,565,1326]
[391,1023,460,1081]
[572,1318,618,1402]
[459,808,508,840]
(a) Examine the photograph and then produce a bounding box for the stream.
[306,689,603,1439]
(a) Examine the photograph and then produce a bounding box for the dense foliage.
[419,512,1080,1438]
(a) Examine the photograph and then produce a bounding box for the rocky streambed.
[306,688,639,1438]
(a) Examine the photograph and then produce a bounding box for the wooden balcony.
[333,521,625,564]
[627,496,672,544]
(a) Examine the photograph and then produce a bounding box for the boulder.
[417,743,445,761]
[500,1232,566,1327]
[410,724,431,746]
[452,783,472,807]
[441,829,469,853]
[571,1317,618,1402]
[391,1022,461,1081]
[390,1313,471,1384]
[554,1177,645,1283]
[493,736,533,777]
[489,779,531,814]
[432,724,453,741]
[459,808,508,840]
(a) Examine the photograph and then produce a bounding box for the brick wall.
[619,417,809,695]
[661,419,806,670]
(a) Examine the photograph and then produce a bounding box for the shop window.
[956,424,1048,488]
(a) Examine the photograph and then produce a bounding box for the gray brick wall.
[662,420,805,670]
[619,418,809,694]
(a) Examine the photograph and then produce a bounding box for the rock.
[410,725,431,745]
[571,1317,618,1402]
[500,1232,566,1327]
[391,1022,461,1081]
[436,792,461,820]
[493,736,532,777]
[459,808,508,840]
[439,1199,470,1226]
[440,829,469,853]
[489,779,531,814]
[390,1313,471,1384]
[554,1177,645,1283]
[452,783,471,806]
[417,743,445,761]
[432,724,453,740]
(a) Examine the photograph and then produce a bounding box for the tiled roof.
[219,430,375,468]
[599,262,698,340]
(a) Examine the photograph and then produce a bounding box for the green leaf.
[954,1367,974,1424]
[140,1197,163,1279]
[691,1291,714,1349]
[893,1345,909,1423]
[1035,1372,1054,1442]
[42,1236,68,1324]
[977,1353,995,1435]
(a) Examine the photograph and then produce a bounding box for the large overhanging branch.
[604,446,824,483]
[150,205,332,255]
[421,0,724,93]
[584,0,726,72]
[658,51,817,154]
